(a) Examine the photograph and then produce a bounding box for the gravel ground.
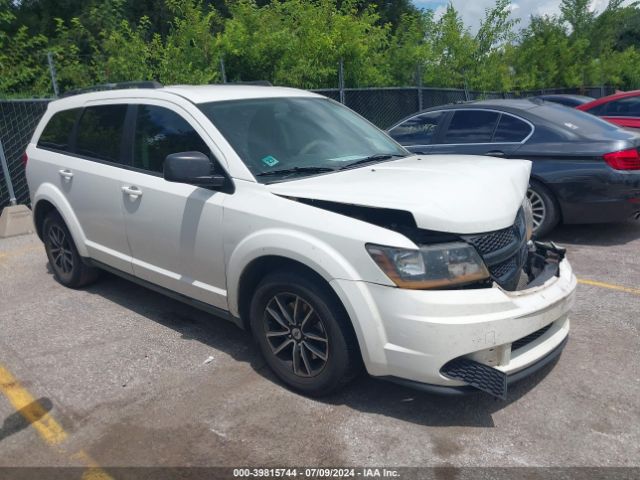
[0,221,638,470]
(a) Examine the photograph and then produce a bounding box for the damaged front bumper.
[332,241,577,399]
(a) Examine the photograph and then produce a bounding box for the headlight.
[522,196,534,240]
[366,242,490,289]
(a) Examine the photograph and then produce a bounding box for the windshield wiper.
[256,166,336,178]
[339,153,406,170]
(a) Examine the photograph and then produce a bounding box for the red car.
[577,90,640,130]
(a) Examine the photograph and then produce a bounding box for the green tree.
[1,0,640,97]
[0,0,50,96]
[219,0,389,88]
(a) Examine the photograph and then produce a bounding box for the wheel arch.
[528,176,564,224]
[32,184,89,257]
[236,255,335,330]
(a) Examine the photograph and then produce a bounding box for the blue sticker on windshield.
[261,155,279,167]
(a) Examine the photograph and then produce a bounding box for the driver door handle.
[485,151,505,157]
[58,169,74,180]
[121,185,143,198]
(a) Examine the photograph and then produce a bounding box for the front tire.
[43,211,99,288]
[527,181,560,238]
[249,271,362,396]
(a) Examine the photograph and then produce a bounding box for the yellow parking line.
[0,364,113,479]
[578,278,640,296]
[0,365,67,445]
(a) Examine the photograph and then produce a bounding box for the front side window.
[133,105,209,173]
[198,97,406,182]
[38,109,80,152]
[75,105,127,163]
[389,111,445,146]
[493,114,532,142]
[442,110,500,144]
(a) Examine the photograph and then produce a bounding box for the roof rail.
[61,81,163,98]
[223,80,272,86]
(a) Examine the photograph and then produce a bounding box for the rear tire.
[527,181,560,238]
[43,211,100,288]
[249,270,362,396]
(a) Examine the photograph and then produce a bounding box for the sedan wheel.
[526,182,560,237]
[527,188,547,233]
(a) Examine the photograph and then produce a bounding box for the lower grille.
[512,324,553,351]
[491,256,517,278]
[441,358,508,399]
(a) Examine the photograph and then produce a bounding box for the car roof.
[47,84,321,109]
[535,94,594,101]
[416,98,542,113]
[163,85,320,103]
[578,89,640,110]
[470,98,543,110]
[389,97,640,141]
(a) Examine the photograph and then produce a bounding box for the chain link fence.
[312,86,616,130]
[0,85,616,209]
[0,100,49,209]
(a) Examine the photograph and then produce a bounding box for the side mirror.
[163,151,225,188]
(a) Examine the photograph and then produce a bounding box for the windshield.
[198,97,407,182]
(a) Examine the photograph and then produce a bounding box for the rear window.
[75,105,128,163]
[533,103,619,136]
[493,114,532,142]
[37,109,80,152]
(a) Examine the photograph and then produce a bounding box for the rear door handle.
[58,169,74,180]
[121,185,143,198]
[485,151,505,157]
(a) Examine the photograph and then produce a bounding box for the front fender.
[226,228,363,318]
[33,182,88,257]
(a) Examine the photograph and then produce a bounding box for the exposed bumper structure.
[332,249,576,397]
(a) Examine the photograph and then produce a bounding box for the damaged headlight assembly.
[366,242,490,289]
[522,196,534,241]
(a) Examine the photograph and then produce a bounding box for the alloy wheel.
[263,293,329,378]
[527,188,546,232]
[47,224,74,275]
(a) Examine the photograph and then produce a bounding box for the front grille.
[469,228,517,255]
[441,357,508,399]
[462,208,528,291]
[512,324,553,351]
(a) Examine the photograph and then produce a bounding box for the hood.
[267,155,532,234]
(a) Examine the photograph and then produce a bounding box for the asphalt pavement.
[0,221,638,470]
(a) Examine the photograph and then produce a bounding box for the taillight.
[604,148,640,170]
[21,152,28,167]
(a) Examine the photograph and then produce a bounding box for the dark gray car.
[388,99,640,236]
[532,94,595,108]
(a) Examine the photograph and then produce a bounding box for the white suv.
[26,83,577,398]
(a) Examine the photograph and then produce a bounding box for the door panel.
[603,117,640,130]
[66,161,133,273]
[405,145,433,154]
[53,104,133,273]
[122,103,228,309]
[122,172,228,309]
